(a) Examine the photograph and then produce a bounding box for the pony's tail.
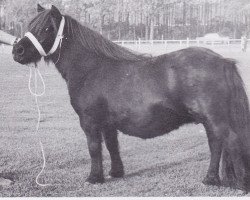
[225,61,250,150]
[224,60,250,182]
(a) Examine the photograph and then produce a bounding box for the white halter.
[24,16,65,57]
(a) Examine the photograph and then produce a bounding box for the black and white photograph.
[1,0,250,197]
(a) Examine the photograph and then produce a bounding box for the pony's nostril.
[16,46,25,55]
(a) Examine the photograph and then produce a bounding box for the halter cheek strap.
[47,16,65,55]
[24,16,65,57]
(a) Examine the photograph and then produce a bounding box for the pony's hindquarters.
[171,47,250,191]
[221,61,250,191]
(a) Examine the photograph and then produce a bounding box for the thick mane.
[64,15,150,62]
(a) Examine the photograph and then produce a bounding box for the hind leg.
[184,98,227,186]
[221,129,247,190]
[202,122,226,186]
[103,127,124,178]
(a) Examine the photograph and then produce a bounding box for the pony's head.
[12,4,63,64]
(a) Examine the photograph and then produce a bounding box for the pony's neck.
[49,35,104,84]
[48,15,147,80]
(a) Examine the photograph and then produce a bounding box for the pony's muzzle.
[13,44,25,56]
[12,44,26,64]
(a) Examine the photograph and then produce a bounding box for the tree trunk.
[100,14,105,34]
[133,26,136,40]
[183,1,186,27]
[118,24,121,40]
[145,16,149,40]
[149,17,154,40]
[145,25,149,40]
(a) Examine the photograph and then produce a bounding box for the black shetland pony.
[13,5,250,191]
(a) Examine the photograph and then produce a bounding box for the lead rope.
[54,37,63,65]
[28,64,50,187]
[27,36,63,187]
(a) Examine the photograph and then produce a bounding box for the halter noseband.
[24,16,65,57]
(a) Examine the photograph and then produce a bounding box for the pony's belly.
[117,107,192,139]
[118,121,171,139]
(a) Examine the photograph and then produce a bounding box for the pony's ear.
[51,5,61,20]
[37,4,45,12]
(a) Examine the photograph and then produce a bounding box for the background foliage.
[1,0,250,40]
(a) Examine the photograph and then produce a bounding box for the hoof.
[83,182,101,188]
[202,175,221,186]
[86,175,104,184]
[221,177,235,188]
[109,169,124,178]
[235,182,248,192]
[222,178,248,192]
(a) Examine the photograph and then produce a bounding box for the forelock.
[28,10,51,34]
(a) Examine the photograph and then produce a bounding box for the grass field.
[1,45,250,197]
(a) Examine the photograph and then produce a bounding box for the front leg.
[80,119,104,184]
[86,132,104,184]
[103,127,124,178]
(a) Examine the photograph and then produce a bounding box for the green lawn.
[0,46,250,196]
